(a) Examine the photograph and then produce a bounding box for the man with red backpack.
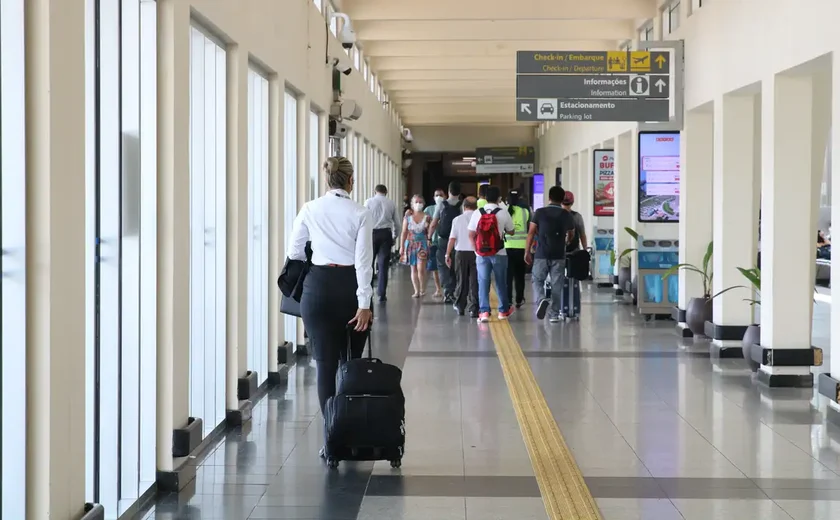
[468,186,515,323]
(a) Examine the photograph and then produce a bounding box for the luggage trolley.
[591,226,615,287]
[636,237,679,320]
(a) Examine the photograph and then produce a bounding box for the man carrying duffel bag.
[322,326,406,469]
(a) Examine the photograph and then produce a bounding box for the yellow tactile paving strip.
[488,289,602,520]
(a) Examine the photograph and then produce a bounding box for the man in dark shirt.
[525,186,575,322]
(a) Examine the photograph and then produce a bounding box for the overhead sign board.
[516,51,670,75]
[515,49,674,123]
[517,75,669,99]
[517,99,669,122]
[475,147,535,174]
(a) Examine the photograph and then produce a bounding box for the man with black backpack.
[429,181,462,302]
[525,186,576,323]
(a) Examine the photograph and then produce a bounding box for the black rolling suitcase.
[560,271,581,320]
[323,330,405,469]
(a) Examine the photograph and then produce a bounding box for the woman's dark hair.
[508,190,521,215]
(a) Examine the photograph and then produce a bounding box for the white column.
[760,73,817,380]
[614,131,633,278]
[225,44,248,411]
[561,157,570,188]
[580,147,595,239]
[25,0,87,516]
[712,94,757,327]
[832,55,840,382]
[569,153,580,197]
[267,77,283,373]
[155,0,191,472]
[679,109,714,311]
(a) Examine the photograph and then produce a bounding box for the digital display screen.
[593,149,614,216]
[638,131,680,222]
[532,174,545,210]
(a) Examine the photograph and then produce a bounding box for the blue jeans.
[476,254,510,314]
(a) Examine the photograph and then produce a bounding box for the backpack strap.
[479,208,487,215]
[491,207,502,215]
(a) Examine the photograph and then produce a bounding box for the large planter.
[742,324,761,372]
[686,297,712,336]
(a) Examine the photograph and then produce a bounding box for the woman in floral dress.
[400,194,431,297]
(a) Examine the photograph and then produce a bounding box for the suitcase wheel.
[327,458,339,469]
[390,459,402,468]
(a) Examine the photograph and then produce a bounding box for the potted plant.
[616,227,638,293]
[737,266,761,371]
[662,241,715,335]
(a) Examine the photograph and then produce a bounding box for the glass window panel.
[0,1,27,518]
[189,27,227,439]
[283,91,298,346]
[309,110,319,200]
[138,0,157,492]
[248,68,269,386]
[97,0,122,511]
[670,2,681,32]
[119,0,141,505]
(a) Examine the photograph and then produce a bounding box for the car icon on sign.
[540,103,555,115]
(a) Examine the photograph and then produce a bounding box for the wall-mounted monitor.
[638,131,680,223]
[593,149,614,217]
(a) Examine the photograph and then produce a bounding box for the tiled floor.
[139,270,840,520]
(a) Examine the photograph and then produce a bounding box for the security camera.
[329,54,352,76]
[329,119,349,139]
[401,127,414,143]
[329,12,357,49]
[330,99,363,121]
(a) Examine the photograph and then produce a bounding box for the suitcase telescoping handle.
[346,324,375,361]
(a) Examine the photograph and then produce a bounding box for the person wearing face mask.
[424,190,446,298]
[288,156,373,459]
[429,181,463,302]
[400,195,432,297]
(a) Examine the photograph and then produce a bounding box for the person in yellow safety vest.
[505,190,531,308]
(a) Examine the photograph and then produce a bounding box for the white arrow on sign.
[655,79,667,93]
[521,103,532,114]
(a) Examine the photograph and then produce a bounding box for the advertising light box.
[638,131,680,222]
[532,174,545,210]
[593,149,614,216]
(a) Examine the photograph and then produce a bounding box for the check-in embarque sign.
[515,50,674,123]
[593,150,615,216]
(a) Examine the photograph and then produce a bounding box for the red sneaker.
[477,312,491,323]
[498,308,515,320]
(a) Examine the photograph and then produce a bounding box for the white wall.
[540,0,838,163]
[410,125,536,152]
[193,0,401,160]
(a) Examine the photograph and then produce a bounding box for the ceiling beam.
[402,114,530,125]
[344,0,656,21]
[361,40,618,58]
[372,56,517,71]
[399,106,515,118]
[390,88,516,99]
[395,96,514,105]
[378,69,512,81]
[355,20,635,42]
[386,79,514,91]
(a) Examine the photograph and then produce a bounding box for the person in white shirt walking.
[289,156,373,459]
[468,186,515,322]
[446,197,479,317]
[365,184,401,302]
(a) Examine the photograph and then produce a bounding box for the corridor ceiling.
[340,0,657,127]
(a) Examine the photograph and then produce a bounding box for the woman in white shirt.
[289,156,373,453]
